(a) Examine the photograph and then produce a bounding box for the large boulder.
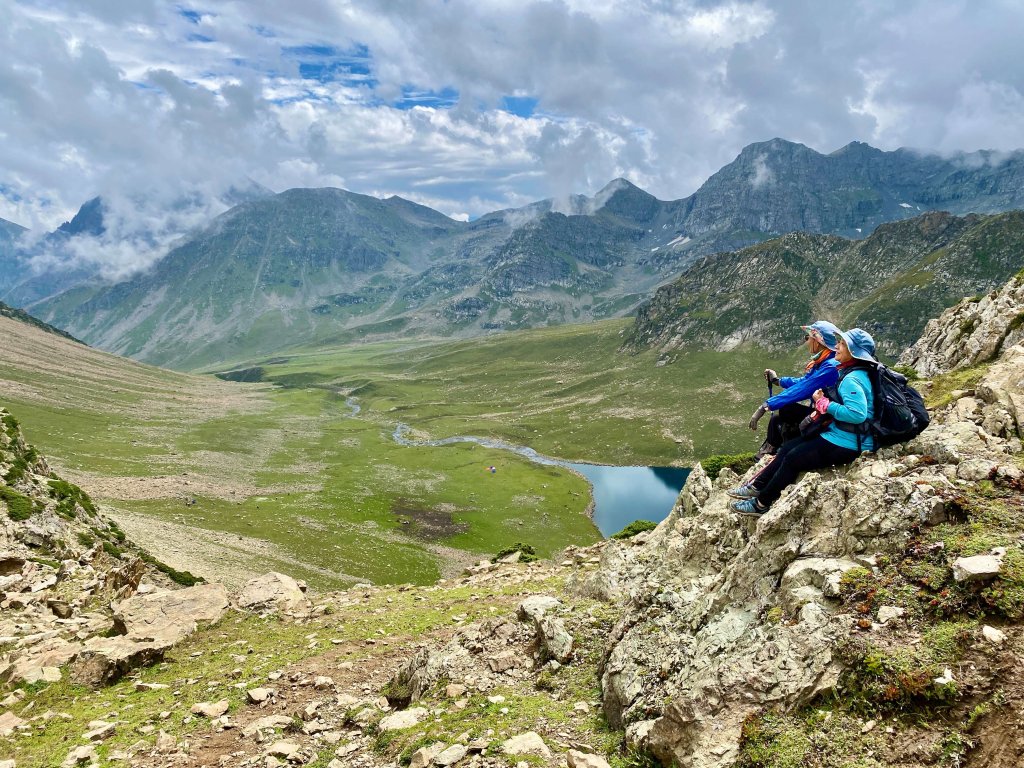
[113,582,229,644]
[71,636,171,686]
[236,572,309,614]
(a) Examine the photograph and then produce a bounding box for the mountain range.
[625,210,1024,360]
[5,138,1024,368]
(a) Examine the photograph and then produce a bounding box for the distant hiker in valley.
[729,328,878,517]
[747,320,842,458]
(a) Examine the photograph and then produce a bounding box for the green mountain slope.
[626,210,1024,358]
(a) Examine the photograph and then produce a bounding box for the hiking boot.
[726,484,760,500]
[730,498,767,517]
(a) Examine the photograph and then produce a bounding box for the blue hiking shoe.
[730,498,767,517]
[727,484,760,500]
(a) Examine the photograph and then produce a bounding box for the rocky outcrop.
[900,271,1024,376]
[0,408,222,688]
[588,290,1024,766]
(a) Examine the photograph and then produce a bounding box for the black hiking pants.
[750,434,859,508]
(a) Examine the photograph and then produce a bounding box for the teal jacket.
[822,367,875,451]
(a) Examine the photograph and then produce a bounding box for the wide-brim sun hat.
[800,320,840,351]
[838,327,877,363]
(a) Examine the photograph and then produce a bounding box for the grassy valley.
[0,314,787,592]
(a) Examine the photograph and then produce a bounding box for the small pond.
[392,424,690,537]
[565,463,690,537]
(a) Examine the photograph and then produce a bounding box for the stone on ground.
[0,711,26,737]
[378,706,428,731]
[62,745,97,767]
[83,720,116,741]
[435,743,468,766]
[242,715,293,737]
[502,732,552,758]
[409,743,446,768]
[517,596,561,622]
[247,687,275,703]
[538,615,574,663]
[237,572,309,613]
[952,554,1002,582]
[568,750,613,768]
[266,740,300,758]
[190,699,230,718]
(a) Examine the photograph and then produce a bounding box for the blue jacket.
[822,367,875,451]
[765,355,839,410]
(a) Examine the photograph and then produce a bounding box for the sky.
[2,0,1024,276]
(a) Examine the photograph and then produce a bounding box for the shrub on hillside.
[611,519,658,539]
[701,452,757,481]
[492,542,538,563]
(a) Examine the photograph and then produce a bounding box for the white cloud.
[749,155,774,188]
[1,0,1024,280]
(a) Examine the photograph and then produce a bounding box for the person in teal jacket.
[729,328,877,516]
[748,320,841,457]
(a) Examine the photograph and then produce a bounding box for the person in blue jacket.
[728,328,877,516]
[748,320,842,457]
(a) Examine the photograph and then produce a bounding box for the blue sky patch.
[178,7,201,24]
[284,43,373,84]
[501,96,538,118]
[394,86,459,110]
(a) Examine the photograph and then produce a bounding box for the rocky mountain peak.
[595,178,660,221]
[829,139,884,158]
[56,196,106,238]
[735,137,812,159]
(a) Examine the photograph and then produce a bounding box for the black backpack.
[823,364,930,449]
[866,365,930,447]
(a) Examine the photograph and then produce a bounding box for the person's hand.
[764,369,780,385]
[812,389,824,402]
[814,397,831,415]
[748,404,768,430]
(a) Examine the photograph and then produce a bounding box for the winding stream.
[391,423,689,536]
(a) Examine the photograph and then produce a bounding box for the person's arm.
[765,364,839,410]
[827,375,871,424]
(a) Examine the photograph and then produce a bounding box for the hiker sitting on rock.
[728,328,877,517]
[748,320,842,457]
